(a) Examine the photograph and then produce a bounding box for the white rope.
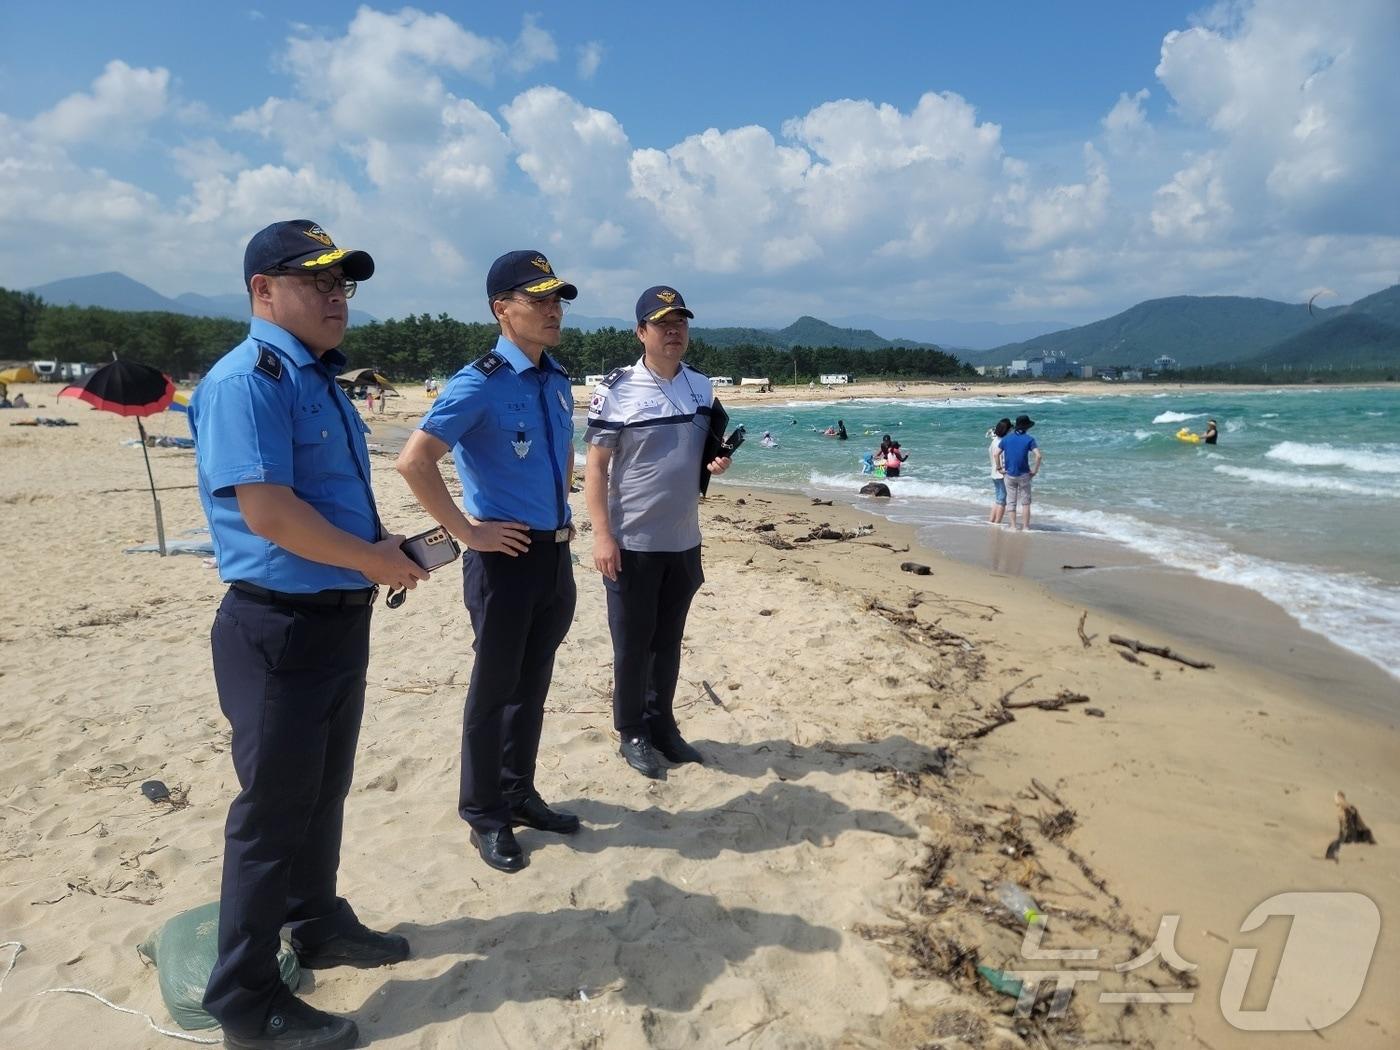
[37,988,221,1044]
[0,942,23,995]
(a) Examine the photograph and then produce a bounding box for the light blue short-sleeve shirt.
[188,318,379,591]
[416,336,575,531]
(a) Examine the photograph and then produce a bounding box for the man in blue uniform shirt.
[189,219,426,1050]
[397,250,581,874]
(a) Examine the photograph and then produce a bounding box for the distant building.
[1153,354,1178,371]
[1080,365,1096,379]
[1009,359,1031,377]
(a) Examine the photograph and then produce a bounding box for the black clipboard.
[699,397,729,496]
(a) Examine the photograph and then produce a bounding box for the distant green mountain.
[693,315,938,350]
[980,295,1321,367]
[1251,312,1400,370]
[1333,283,1400,327]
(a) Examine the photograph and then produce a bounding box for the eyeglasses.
[505,295,569,311]
[265,269,357,298]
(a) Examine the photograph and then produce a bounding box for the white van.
[711,376,734,386]
[32,360,58,381]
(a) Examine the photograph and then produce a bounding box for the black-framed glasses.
[506,295,569,311]
[265,268,357,298]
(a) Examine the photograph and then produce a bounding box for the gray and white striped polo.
[584,357,715,552]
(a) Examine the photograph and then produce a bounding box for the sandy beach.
[1,381,1396,1049]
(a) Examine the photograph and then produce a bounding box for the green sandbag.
[137,902,301,1031]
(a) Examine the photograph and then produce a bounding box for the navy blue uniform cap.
[635,286,695,324]
[487,250,578,300]
[244,220,374,287]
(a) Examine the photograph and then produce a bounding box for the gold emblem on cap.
[302,225,335,248]
[530,256,553,274]
[300,248,350,268]
[523,277,564,294]
[657,290,676,304]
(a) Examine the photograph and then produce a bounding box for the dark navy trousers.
[203,588,371,1033]
[459,541,576,831]
[604,545,704,738]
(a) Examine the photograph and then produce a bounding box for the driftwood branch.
[1004,691,1090,711]
[1109,635,1213,669]
[1076,611,1094,648]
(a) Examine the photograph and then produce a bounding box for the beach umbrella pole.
[135,418,167,556]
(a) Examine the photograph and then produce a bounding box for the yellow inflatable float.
[1176,427,1202,444]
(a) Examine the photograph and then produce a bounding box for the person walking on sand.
[987,417,1012,524]
[995,414,1042,531]
[396,250,582,875]
[585,286,731,779]
[189,219,427,1050]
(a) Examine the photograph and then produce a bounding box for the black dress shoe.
[222,992,357,1049]
[652,729,703,765]
[620,735,663,778]
[510,794,580,834]
[294,923,409,970]
[470,827,526,872]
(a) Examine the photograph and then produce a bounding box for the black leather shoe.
[620,735,663,778]
[470,827,525,872]
[294,923,409,970]
[510,794,580,834]
[222,992,357,1049]
[652,729,703,765]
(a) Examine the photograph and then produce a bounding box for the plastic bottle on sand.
[996,882,1046,926]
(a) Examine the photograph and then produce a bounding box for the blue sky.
[2,1,1397,328]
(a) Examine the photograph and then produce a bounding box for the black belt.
[231,581,378,608]
[527,527,573,544]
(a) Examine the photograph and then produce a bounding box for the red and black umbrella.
[60,360,179,555]
[59,359,175,416]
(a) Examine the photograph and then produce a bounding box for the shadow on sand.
[358,876,842,1040]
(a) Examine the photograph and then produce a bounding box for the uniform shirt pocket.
[292,413,351,480]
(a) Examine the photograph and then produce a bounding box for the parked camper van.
[32,360,58,382]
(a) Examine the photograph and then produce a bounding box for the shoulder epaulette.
[253,345,284,381]
[601,366,629,388]
[473,351,506,376]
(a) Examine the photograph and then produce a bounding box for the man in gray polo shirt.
[584,286,731,778]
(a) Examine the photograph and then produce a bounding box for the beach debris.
[1004,691,1090,712]
[1325,791,1377,861]
[1109,634,1213,669]
[1084,707,1106,717]
[900,561,933,575]
[995,881,1046,926]
[1037,807,1078,841]
[1117,649,1147,666]
[752,522,777,532]
[976,963,1024,999]
[139,780,170,803]
[1076,611,1094,648]
[810,498,833,506]
[859,482,891,497]
[1061,564,1096,571]
[1030,778,1064,807]
[702,681,727,708]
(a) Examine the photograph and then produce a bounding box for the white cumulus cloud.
[31,60,169,143]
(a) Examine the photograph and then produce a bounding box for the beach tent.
[0,366,38,384]
[336,367,397,393]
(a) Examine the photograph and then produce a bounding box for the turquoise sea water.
[716,386,1400,683]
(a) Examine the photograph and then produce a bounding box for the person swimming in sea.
[1203,419,1218,444]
